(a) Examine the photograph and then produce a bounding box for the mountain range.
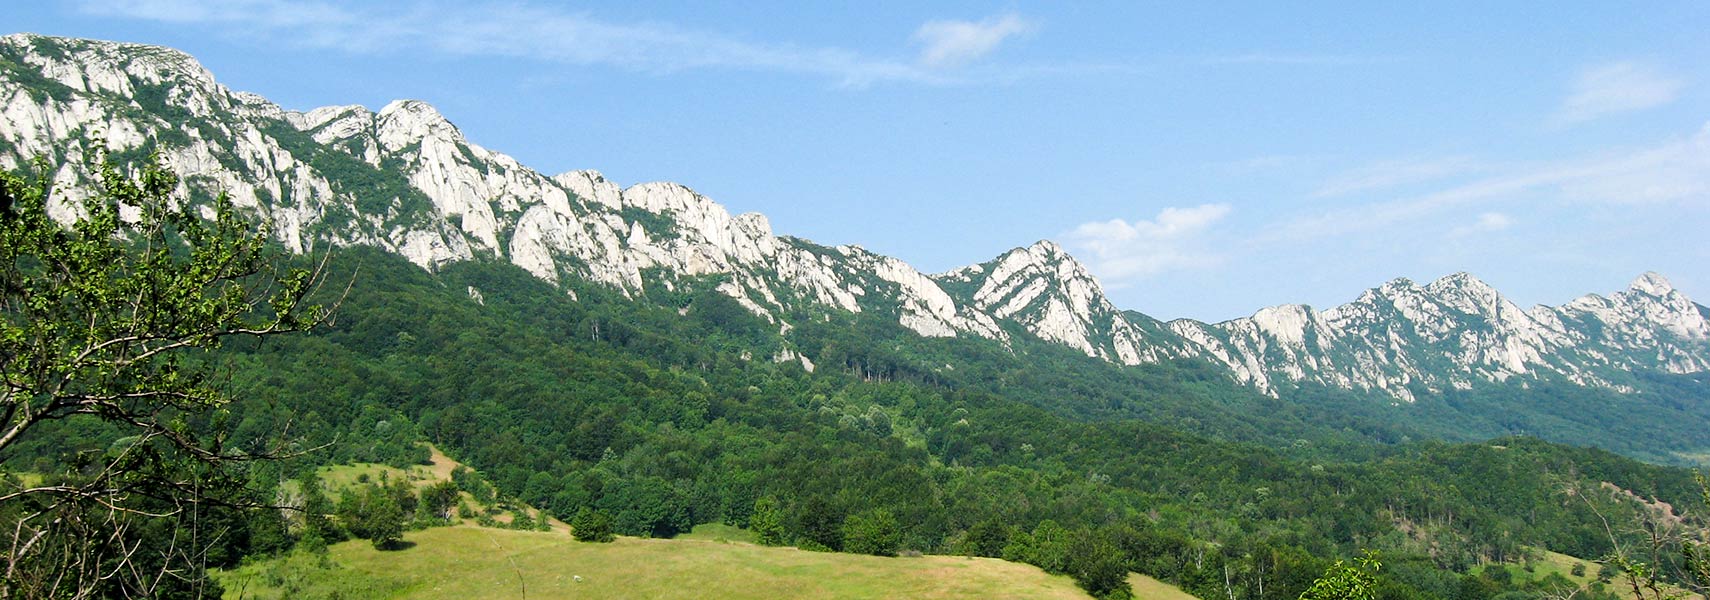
[3,32,1707,407]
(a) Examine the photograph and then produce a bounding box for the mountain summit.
[2,33,1705,402]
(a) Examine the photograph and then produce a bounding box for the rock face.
[0,33,1005,342]
[935,241,1171,365]
[1166,272,1710,400]
[3,33,1706,402]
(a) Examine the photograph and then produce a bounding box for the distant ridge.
[2,32,1706,402]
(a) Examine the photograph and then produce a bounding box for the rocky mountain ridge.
[3,33,1706,401]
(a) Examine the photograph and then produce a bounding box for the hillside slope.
[3,32,1707,412]
[216,527,1094,600]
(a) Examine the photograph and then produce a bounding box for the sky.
[12,1,1710,322]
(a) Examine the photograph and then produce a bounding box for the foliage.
[840,508,901,557]
[1598,471,1710,600]
[1299,554,1380,600]
[750,496,786,547]
[571,506,615,543]
[298,469,346,546]
[336,483,406,550]
[3,152,1698,598]
[418,480,460,523]
[0,153,329,598]
[167,245,1708,600]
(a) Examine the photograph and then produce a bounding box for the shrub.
[841,509,901,557]
[571,507,615,543]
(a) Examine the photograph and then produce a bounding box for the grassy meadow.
[224,445,1204,599]
[217,525,1096,599]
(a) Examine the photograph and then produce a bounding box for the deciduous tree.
[0,153,335,598]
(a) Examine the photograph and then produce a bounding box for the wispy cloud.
[77,0,992,86]
[1063,204,1233,285]
[1202,53,1396,66]
[1267,121,1710,242]
[1448,212,1513,237]
[1313,156,1484,197]
[1554,61,1684,125]
[912,14,1033,69]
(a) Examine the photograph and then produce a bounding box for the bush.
[337,485,406,550]
[571,507,615,543]
[841,509,901,557]
[750,497,786,546]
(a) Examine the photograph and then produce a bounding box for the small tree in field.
[841,508,902,557]
[0,153,335,598]
[338,485,406,550]
[750,496,786,546]
[571,506,614,543]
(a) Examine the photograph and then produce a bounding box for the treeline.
[205,248,1702,598]
[9,245,1703,599]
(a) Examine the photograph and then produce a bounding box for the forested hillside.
[3,33,1708,467]
[197,247,1710,599]
[4,32,1710,600]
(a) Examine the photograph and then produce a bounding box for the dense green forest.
[129,246,1707,598]
[2,167,1706,598]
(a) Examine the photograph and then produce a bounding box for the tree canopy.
[0,153,331,598]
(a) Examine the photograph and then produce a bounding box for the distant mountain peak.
[1428,271,1494,291]
[4,33,1706,405]
[1630,271,1676,296]
[1026,238,1068,256]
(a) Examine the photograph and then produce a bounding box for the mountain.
[10,34,1710,600]
[1168,271,1710,401]
[3,32,1707,408]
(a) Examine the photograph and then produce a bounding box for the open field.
[1474,547,1704,600]
[278,444,566,532]
[1128,572,1199,600]
[676,522,760,544]
[290,444,465,493]
[217,525,1092,599]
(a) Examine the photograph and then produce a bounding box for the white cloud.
[1313,156,1482,197]
[1064,204,1232,284]
[1448,212,1513,237]
[77,0,957,86]
[1268,121,1710,242]
[912,14,1033,69]
[1555,62,1684,125]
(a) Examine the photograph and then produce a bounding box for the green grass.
[1471,547,1704,600]
[289,445,468,497]
[217,526,1091,600]
[1672,450,1710,466]
[1127,572,1199,600]
[317,462,429,489]
[1530,548,1602,586]
[676,522,759,544]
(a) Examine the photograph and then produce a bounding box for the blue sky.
[14,1,1710,321]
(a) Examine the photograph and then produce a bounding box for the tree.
[337,484,405,550]
[571,506,615,542]
[1592,472,1710,600]
[0,153,334,597]
[1067,528,1132,600]
[795,495,844,551]
[298,469,346,547]
[841,508,901,557]
[419,480,461,522]
[750,496,786,546]
[1299,553,1381,600]
[959,517,1011,557]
